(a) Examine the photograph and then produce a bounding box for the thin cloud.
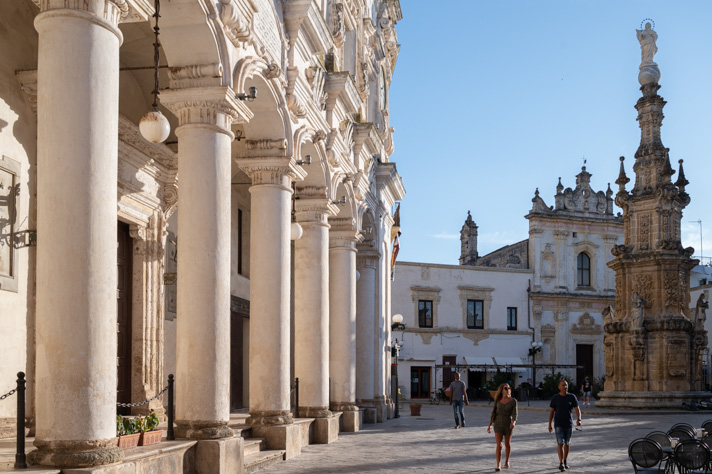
[429,233,459,240]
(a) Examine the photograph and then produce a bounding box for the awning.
[462,356,497,372]
[492,357,528,373]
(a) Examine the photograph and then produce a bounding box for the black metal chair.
[672,424,697,434]
[669,428,695,441]
[672,439,710,473]
[629,438,665,473]
[647,431,673,461]
[702,420,712,433]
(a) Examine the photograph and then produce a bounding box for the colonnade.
[28,1,399,468]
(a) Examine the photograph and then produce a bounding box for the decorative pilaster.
[128,213,167,418]
[235,140,307,426]
[328,219,361,412]
[294,187,338,418]
[161,87,241,439]
[30,0,124,468]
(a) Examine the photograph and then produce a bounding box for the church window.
[467,299,484,329]
[507,307,517,330]
[418,300,433,328]
[577,252,591,287]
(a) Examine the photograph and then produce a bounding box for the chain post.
[295,377,299,419]
[15,372,26,469]
[167,374,174,440]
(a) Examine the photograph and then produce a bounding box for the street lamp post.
[392,314,405,418]
[528,341,543,399]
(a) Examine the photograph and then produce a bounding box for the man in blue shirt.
[548,380,582,471]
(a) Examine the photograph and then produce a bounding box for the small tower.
[459,211,478,266]
[598,24,709,408]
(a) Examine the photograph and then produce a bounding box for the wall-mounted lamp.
[291,184,303,241]
[296,155,312,166]
[236,87,257,102]
[331,196,346,205]
[391,313,405,331]
[234,130,245,142]
[138,0,170,144]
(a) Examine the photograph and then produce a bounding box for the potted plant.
[409,402,422,416]
[116,415,141,449]
[137,412,163,446]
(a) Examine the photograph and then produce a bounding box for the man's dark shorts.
[555,426,572,445]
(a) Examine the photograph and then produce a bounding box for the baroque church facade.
[392,167,624,398]
[0,0,404,470]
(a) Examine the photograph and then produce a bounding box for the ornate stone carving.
[163,184,178,208]
[629,329,646,380]
[331,2,345,47]
[694,293,709,329]
[245,139,287,150]
[305,66,328,111]
[418,332,435,345]
[218,0,258,47]
[667,337,687,377]
[265,63,282,80]
[570,312,602,335]
[639,213,651,250]
[631,291,646,328]
[633,274,653,306]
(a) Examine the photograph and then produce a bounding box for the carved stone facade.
[0,0,404,469]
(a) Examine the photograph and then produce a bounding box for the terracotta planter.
[117,433,141,449]
[139,429,163,446]
[409,403,422,416]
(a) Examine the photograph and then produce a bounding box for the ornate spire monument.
[597,22,710,408]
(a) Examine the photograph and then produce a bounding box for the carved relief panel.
[0,156,20,292]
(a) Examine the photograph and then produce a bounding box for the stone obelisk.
[597,23,709,408]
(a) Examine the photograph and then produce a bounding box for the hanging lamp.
[139,0,170,143]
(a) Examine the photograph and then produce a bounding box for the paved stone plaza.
[260,400,712,473]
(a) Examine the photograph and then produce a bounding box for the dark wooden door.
[576,344,594,391]
[117,222,133,415]
[442,355,457,389]
[230,296,250,410]
[410,367,431,398]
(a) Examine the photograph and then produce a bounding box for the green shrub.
[486,371,515,390]
[540,372,575,398]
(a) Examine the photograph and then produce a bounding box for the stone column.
[236,141,306,427]
[30,0,126,467]
[161,87,240,439]
[328,220,360,413]
[294,187,337,418]
[356,253,378,422]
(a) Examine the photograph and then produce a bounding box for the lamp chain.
[151,0,161,109]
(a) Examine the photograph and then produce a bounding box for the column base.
[246,410,293,426]
[27,439,122,469]
[330,402,359,412]
[249,422,302,459]
[195,437,243,474]
[374,399,386,423]
[299,406,332,418]
[175,420,234,440]
[339,409,362,432]
[313,415,340,444]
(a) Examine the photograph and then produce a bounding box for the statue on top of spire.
[636,22,658,68]
[636,20,661,86]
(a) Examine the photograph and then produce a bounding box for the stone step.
[243,438,266,457]
[243,449,286,473]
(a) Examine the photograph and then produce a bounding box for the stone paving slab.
[260,400,712,473]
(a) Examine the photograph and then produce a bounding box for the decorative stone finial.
[675,159,689,190]
[637,20,661,85]
[616,156,630,191]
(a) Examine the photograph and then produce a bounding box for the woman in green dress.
[487,383,518,471]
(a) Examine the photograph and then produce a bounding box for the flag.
[391,231,401,281]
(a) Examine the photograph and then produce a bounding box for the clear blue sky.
[389,1,712,265]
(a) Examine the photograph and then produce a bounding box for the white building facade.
[392,167,624,399]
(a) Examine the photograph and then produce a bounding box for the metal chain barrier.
[0,388,17,401]
[117,384,169,408]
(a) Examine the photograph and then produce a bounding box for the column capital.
[160,86,249,135]
[236,154,307,188]
[329,218,361,249]
[35,0,127,41]
[357,253,380,269]
[295,186,338,225]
